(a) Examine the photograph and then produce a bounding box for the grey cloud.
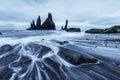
[0,10,28,22]
[23,0,50,5]
[0,0,120,30]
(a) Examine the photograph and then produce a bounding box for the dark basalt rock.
[27,20,36,30]
[24,43,52,58]
[42,13,56,30]
[59,41,69,45]
[64,19,68,30]
[0,44,13,52]
[36,16,42,30]
[85,29,104,33]
[58,47,98,66]
[62,19,81,32]
[27,13,56,30]
[0,32,2,35]
[55,41,69,45]
[70,55,97,65]
[66,28,81,32]
[0,66,13,80]
[85,25,120,34]
[102,25,120,33]
[61,19,68,30]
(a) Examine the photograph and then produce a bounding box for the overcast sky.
[0,0,120,30]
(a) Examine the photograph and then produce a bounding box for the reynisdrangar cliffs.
[27,13,56,30]
[27,13,81,32]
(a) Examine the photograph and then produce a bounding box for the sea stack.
[61,19,81,32]
[27,20,36,30]
[64,19,68,30]
[27,13,56,30]
[42,13,56,30]
[36,16,42,30]
[61,19,68,30]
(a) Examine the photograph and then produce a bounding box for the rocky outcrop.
[61,19,81,32]
[61,19,68,30]
[64,19,68,30]
[27,20,36,30]
[66,28,81,32]
[27,13,56,30]
[42,13,56,30]
[85,29,104,33]
[102,25,120,33]
[0,32,2,35]
[85,25,120,34]
[0,44,13,52]
[58,47,98,66]
[36,16,42,30]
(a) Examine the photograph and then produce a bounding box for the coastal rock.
[0,32,2,35]
[58,47,97,66]
[61,19,68,30]
[102,25,120,33]
[59,41,69,45]
[36,16,42,30]
[66,28,81,32]
[85,25,120,34]
[62,19,81,32]
[56,41,69,45]
[27,13,56,30]
[27,20,36,30]
[0,44,13,52]
[85,29,104,33]
[42,13,56,30]
[64,19,68,30]
[0,66,13,80]
[63,54,97,65]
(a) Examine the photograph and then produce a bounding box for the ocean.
[0,30,120,80]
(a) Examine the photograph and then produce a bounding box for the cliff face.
[27,13,56,30]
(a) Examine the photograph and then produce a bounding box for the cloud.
[0,0,120,30]
[23,0,50,5]
[0,21,29,30]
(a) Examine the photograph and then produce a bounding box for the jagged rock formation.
[42,13,56,30]
[85,25,120,34]
[61,19,81,32]
[64,19,68,30]
[36,16,42,30]
[61,19,68,30]
[27,13,56,30]
[27,20,36,30]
